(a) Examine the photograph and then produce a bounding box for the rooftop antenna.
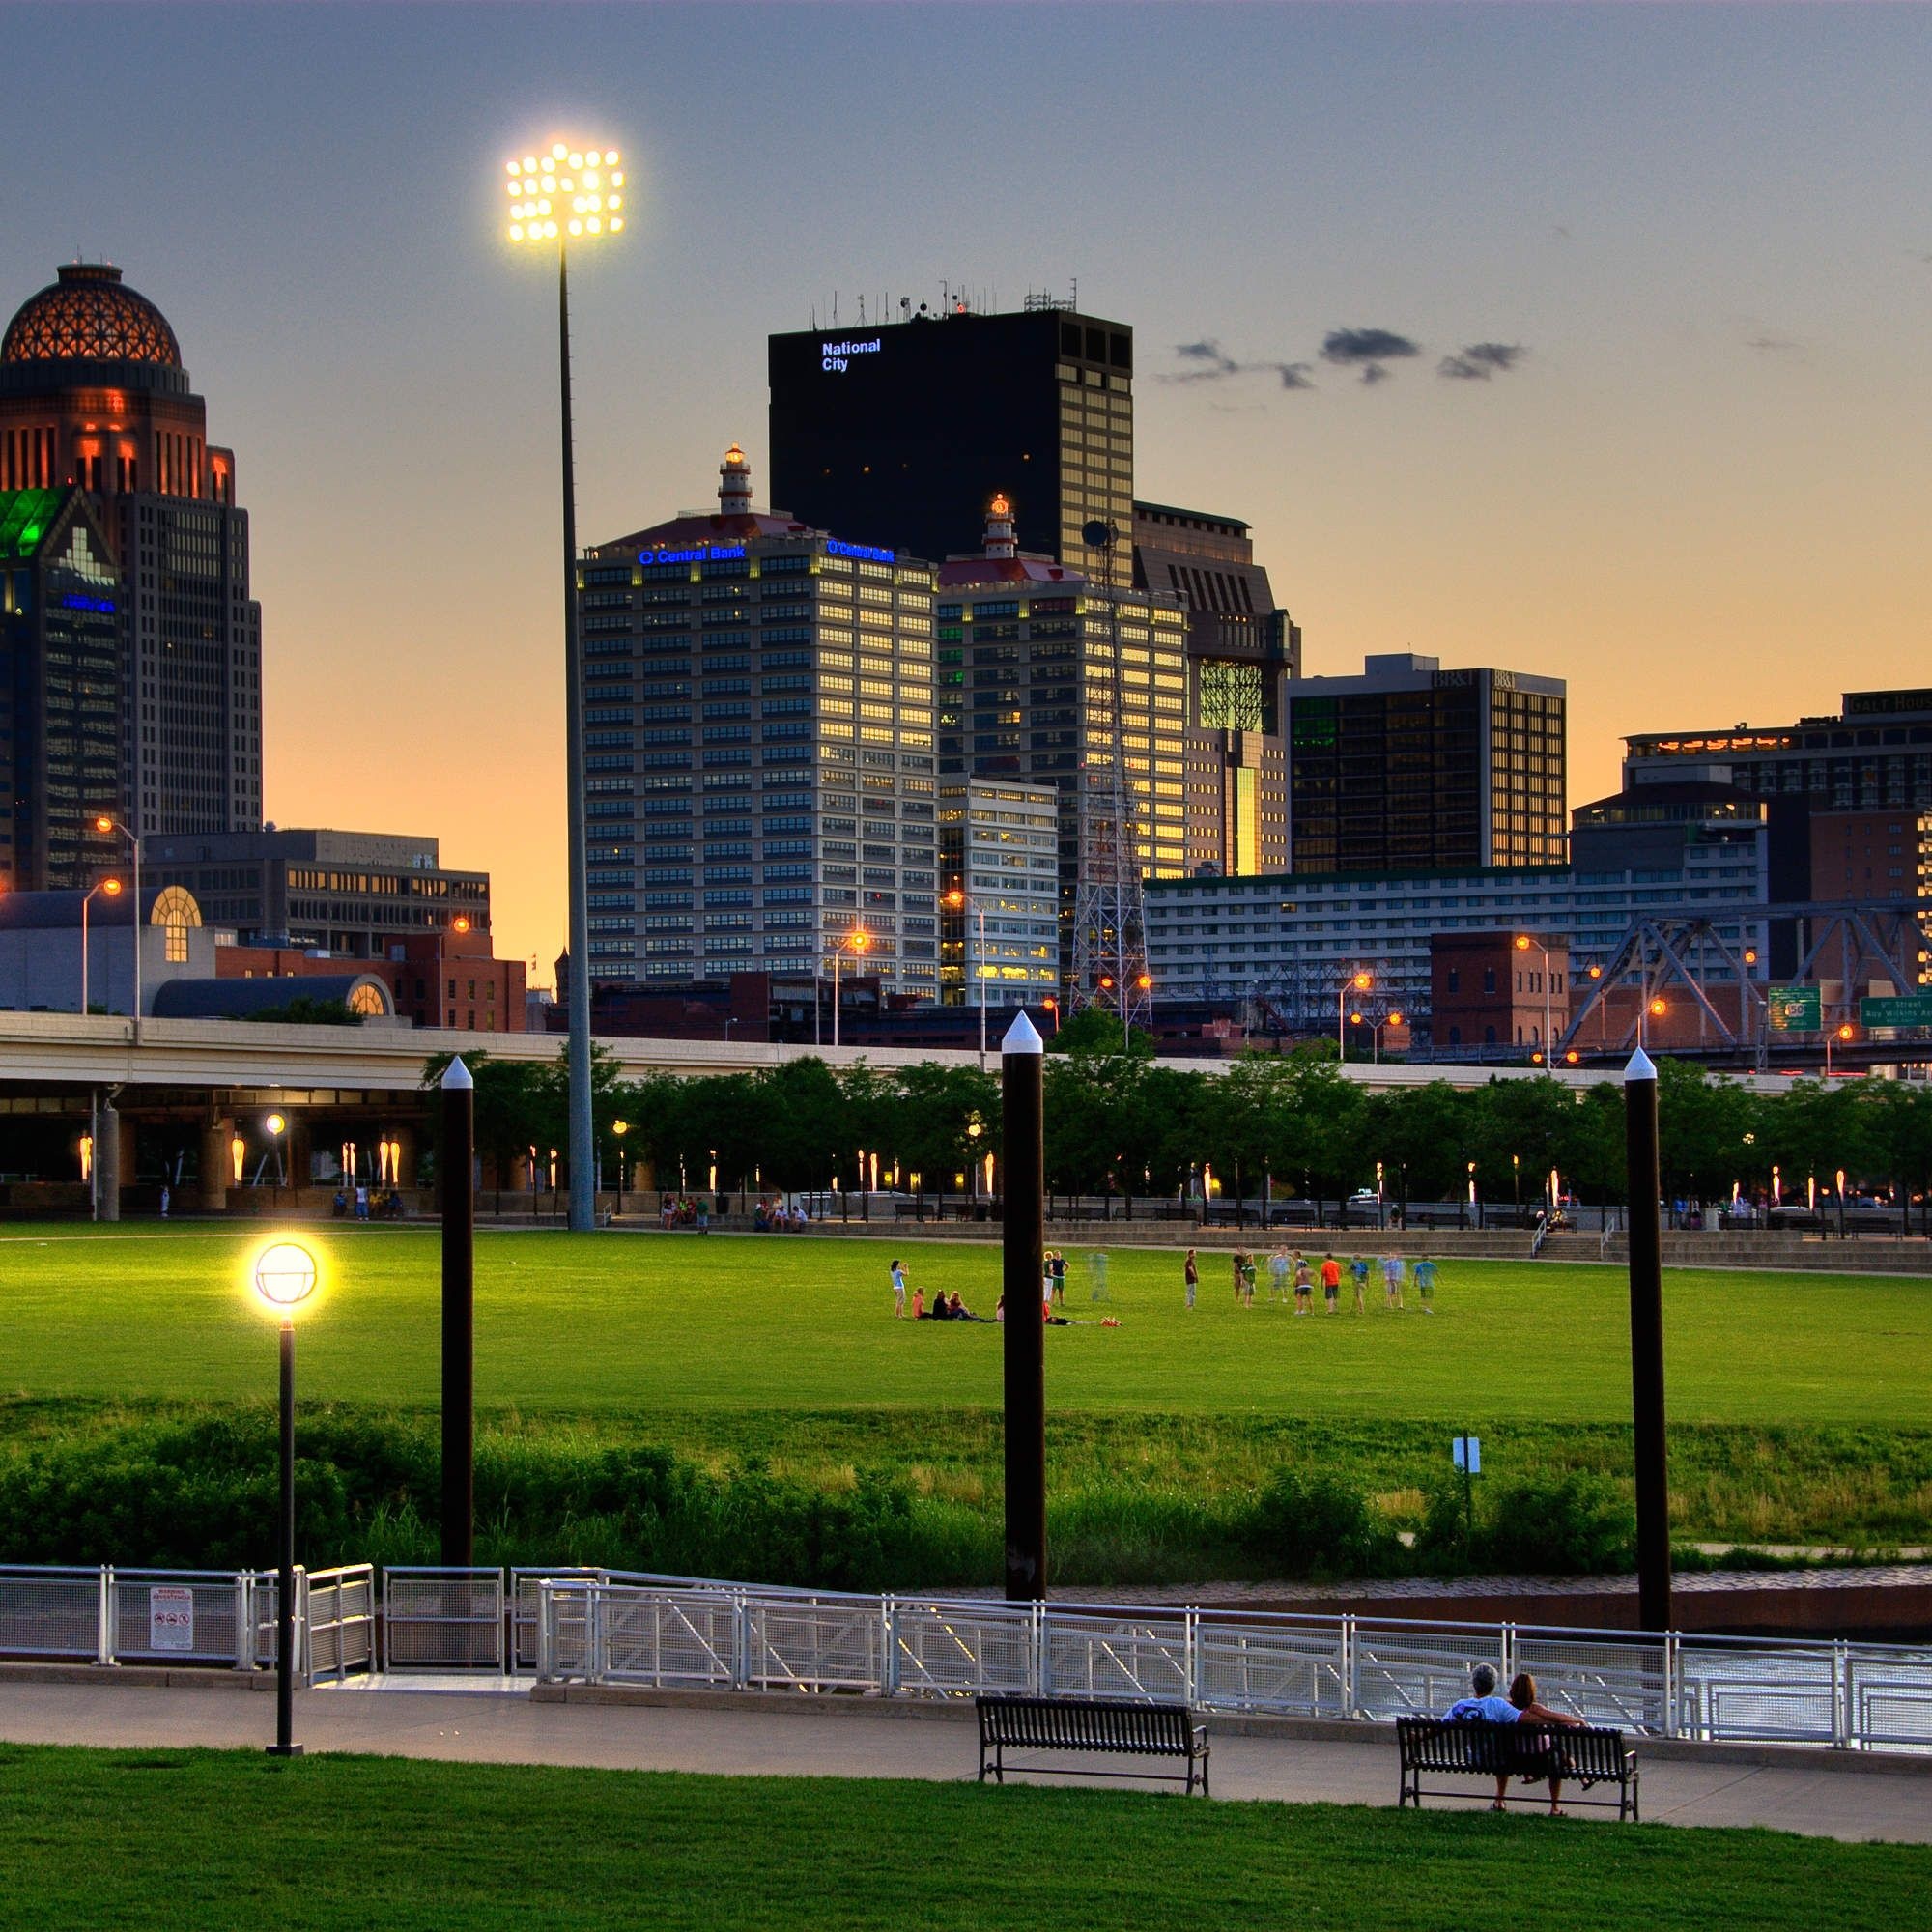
[1071,276,1078,311]
[858,294,866,325]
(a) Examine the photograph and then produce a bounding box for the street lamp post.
[1338,971,1371,1059]
[945,887,988,1064]
[504,138,625,1234]
[830,925,871,1049]
[266,1113,287,1207]
[612,1119,628,1217]
[1373,1010,1405,1064]
[1515,934,1554,1065]
[92,816,141,1035]
[1826,1021,1853,1077]
[80,875,124,1018]
[251,1239,319,1757]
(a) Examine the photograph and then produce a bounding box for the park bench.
[976,1694,1209,1795]
[1395,1718,1639,1820]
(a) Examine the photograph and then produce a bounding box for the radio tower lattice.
[1068,520,1152,1034]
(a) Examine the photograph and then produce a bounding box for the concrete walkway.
[1,1679,1926,1843]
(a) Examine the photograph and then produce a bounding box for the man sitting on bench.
[1446,1663,1586,1814]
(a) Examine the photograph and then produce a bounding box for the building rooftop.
[2,264,181,370]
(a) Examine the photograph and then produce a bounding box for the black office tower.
[769,300,1132,576]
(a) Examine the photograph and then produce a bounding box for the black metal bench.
[1395,1718,1639,1820]
[976,1694,1209,1795]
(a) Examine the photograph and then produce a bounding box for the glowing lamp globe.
[253,1241,318,1311]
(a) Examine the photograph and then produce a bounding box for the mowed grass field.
[0,1223,1927,1427]
[3,1747,1927,1932]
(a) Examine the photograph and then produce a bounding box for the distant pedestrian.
[891,1258,907,1319]
[1232,1250,1246,1303]
[1051,1250,1068,1308]
[158,1184,170,1219]
[1240,1253,1258,1306]
[1183,1249,1198,1310]
[355,1183,369,1222]
[1269,1246,1292,1304]
[1321,1252,1342,1314]
[1293,1251,1313,1315]
[1350,1254,1370,1314]
[1414,1254,1438,1314]
[1382,1251,1406,1309]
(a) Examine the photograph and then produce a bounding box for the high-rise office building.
[769,297,1133,578]
[573,447,940,996]
[937,778,1062,1007]
[0,487,122,891]
[1132,500,1301,878]
[1284,653,1567,874]
[1,263,263,839]
[936,499,1190,966]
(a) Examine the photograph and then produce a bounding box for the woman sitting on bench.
[1447,1663,1584,1814]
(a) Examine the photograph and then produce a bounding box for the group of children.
[1184,1246,1438,1314]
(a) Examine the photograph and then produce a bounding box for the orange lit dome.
[2,264,182,369]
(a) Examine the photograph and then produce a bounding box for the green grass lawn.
[2,1223,1926,1426]
[2,1747,1925,1931]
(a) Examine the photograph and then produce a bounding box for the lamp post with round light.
[1338,970,1371,1059]
[944,887,988,1064]
[252,1239,319,1756]
[80,875,123,1018]
[266,1112,287,1206]
[612,1119,628,1217]
[1515,933,1554,1066]
[502,138,626,1233]
[829,925,871,1049]
[92,815,141,1037]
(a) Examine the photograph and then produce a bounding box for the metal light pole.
[612,1119,628,1216]
[92,817,140,1035]
[1001,1009,1046,1601]
[1338,970,1370,1059]
[1516,934,1553,1065]
[80,875,124,1018]
[440,1058,475,1567]
[1623,1047,1672,1634]
[266,1113,286,1207]
[830,926,870,1050]
[947,888,988,1064]
[504,139,625,1233]
[252,1239,319,1756]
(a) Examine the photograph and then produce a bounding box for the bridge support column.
[201,1118,233,1212]
[96,1097,122,1223]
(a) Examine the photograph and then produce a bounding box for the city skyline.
[5,5,1929,976]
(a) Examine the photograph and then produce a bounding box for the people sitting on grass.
[1445,1663,1585,1814]
[910,1286,925,1320]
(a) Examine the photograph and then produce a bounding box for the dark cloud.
[1359,363,1393,386]
[1162,341,1315,392]
[1321,327,1421,367]
[1438,341,1527,381]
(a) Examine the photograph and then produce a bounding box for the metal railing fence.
[0,1565,286,1670]
[304,1565,377,1685]
[531,1572,1932,1756]
[381,1566,505,1671]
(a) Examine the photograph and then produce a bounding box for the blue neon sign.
[825,538,895,565]
[641,543,747,565]
[60,594,116,614]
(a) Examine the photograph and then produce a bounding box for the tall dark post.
[1623,1047,1672,1633]
[440,1057,476,1568]
[269,1315,301,1756]
[558,245,594,1234]
[1001,1010,1047,1602]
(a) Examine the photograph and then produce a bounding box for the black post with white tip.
[1624,1047,1672,1633]
[440,1056,476,1568]
[1001,1009,1047,1602]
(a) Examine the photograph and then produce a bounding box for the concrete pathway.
[0,1680,1926,1843]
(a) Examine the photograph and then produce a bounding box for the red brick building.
[218,923,526,1032]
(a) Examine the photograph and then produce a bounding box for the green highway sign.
[1860,992,1932,1030]
[1767,984,1822,1032]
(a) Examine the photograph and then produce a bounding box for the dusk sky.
[7,4,1929,977]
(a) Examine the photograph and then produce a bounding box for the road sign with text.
[1861,992,1932,1030]
[1767,985,1821,1032]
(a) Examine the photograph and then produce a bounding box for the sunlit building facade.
[574,448,940,997]
[937,778,1062,1006]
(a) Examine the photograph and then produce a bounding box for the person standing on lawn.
[1350,1253,1370,1313]
[1293,1250,1314,1315]
[1414,1254,1438,1314]
[891,1258,907,1319]
[1269,1245,1292,1304]
[1183,1249,1198,1310]
[1382,1251,1406,1309]
[1321,1251,1343,1314]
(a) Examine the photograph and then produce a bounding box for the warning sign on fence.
[149,1585,194,1653]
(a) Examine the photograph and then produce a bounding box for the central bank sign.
[820,337,881,373]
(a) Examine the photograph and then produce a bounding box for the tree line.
[425,1024,1932,1217]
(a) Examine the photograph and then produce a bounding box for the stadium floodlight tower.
[1067,519,1152,1035]
[502,137,626,1232]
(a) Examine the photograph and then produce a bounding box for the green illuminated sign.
[1860,992,1932,1030]
[1767,985,1821,1032]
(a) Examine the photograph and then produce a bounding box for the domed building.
[0,262,262,881]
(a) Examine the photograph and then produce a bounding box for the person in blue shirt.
[1414,1255,1439,1314]
[1446,1664,1585,1812]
